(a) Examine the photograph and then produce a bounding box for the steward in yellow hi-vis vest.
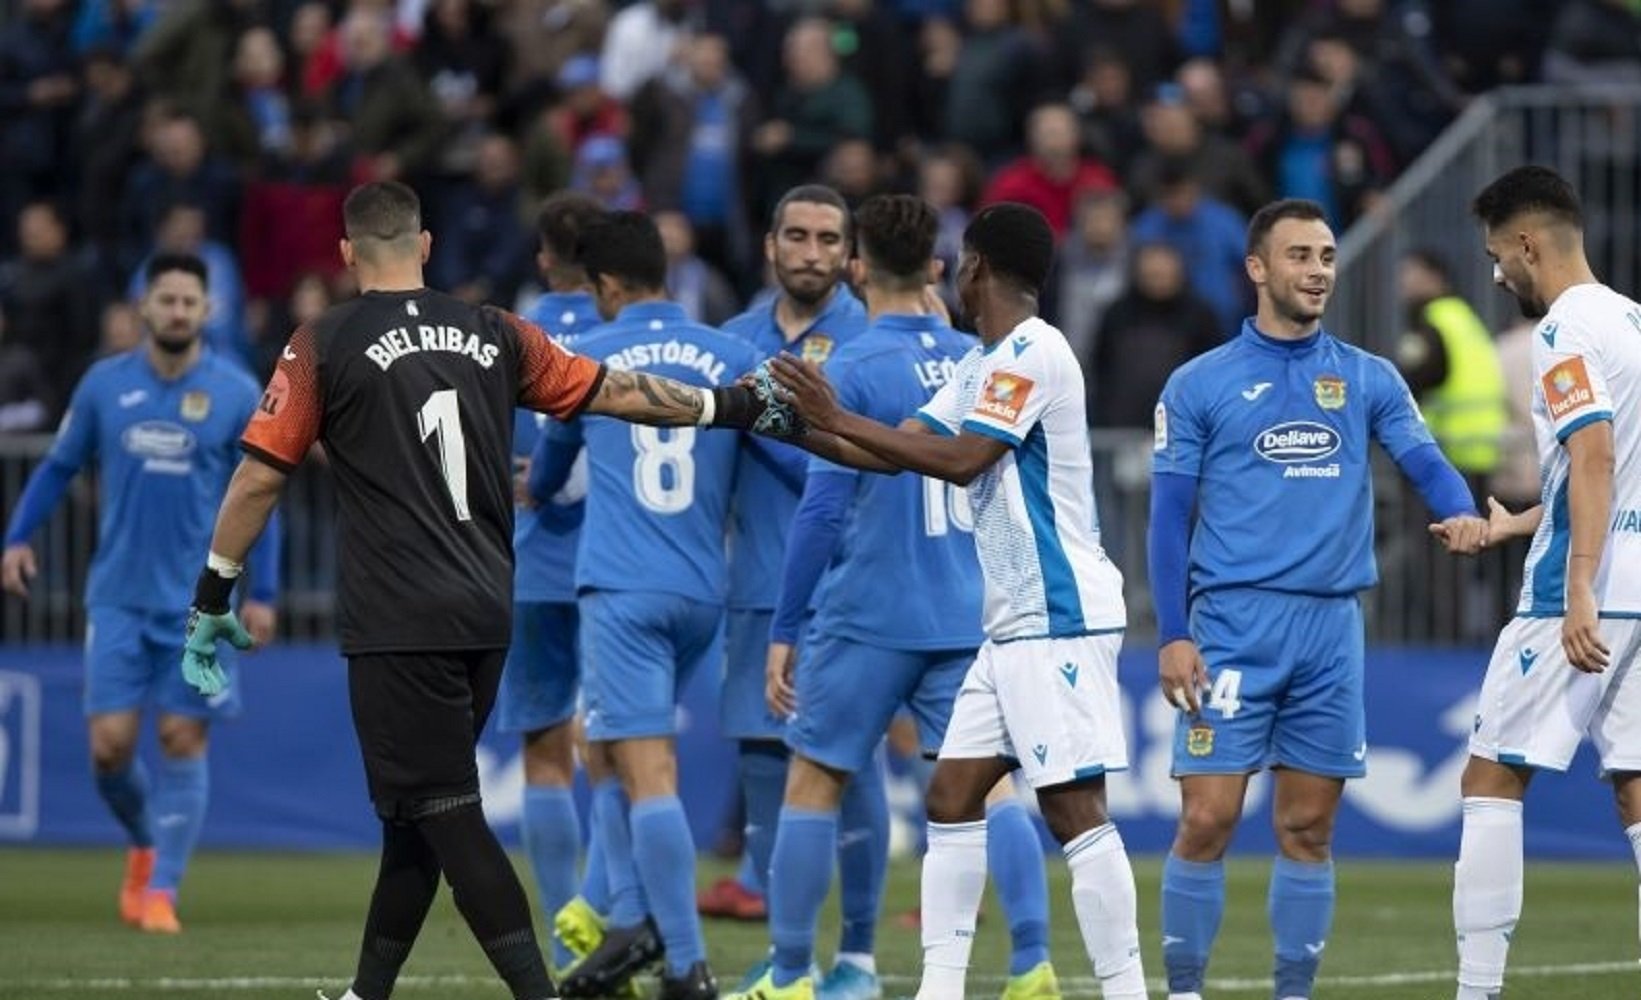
[1396,250,1507,475]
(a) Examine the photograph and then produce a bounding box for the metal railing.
[1,431,1524,647]
[1331,84,1641,355]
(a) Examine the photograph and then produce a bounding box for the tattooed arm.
[582,367,767,429]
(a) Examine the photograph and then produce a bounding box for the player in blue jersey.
[1147,199,1489,1000]
[770,203,1147,1000]
[732,195,1062,1000]
[710,184,870,927]
[537,212,762,1000]
[496,192,609,972]
[1,253,280,934]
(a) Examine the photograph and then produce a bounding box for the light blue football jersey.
[557,301,761,600]
[809,313,985,650]
[46,349,263,611]
[721,288,867,610]
[512,290,602,602]
[1153,318,1434,597]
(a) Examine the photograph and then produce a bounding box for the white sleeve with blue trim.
[915,356,967,436]
[957,340,1056,447]
[1534,317,1613,443]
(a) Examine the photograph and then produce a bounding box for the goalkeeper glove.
[181,558,254,697]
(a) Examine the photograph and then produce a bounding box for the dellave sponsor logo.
[121,420,196,460]
[1253,421,1340,463]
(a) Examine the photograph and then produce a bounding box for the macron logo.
[1305,941,1327,957]
[1059,663,1079,688]
[1011,336,1033,358]
[1241,382,1272,401]
[1539,321,1557,348]
[1032,744,1049,765]
[118,390,148,408]
[1519,647,1539,675]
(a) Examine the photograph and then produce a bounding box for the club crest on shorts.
[1313,375,1346,411]
[1186,722,1215,757]
[800,334,834,364]
[180,391,212,422]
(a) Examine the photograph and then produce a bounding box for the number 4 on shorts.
[1207,668,1242,719]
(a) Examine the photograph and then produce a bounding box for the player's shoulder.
[79,349,142,387]
[1549,283,1639,342]
[202,351,263,394]
[1161,336,1242,394]
[719,302,771,342]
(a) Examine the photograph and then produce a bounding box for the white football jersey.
[918,317,1125,641]
[1518,283,1641,616]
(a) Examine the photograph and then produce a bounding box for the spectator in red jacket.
[981,102,1117,236]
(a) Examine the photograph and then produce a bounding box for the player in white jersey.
[770,203,1146,1000]
[1433,166,1641,1000]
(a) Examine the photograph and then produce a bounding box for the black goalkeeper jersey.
[242,288,604,654]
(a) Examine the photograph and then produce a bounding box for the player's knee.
[1174,799,1238,857]
[925,772,986,825]
[1273,802,1336,859]
[522,724,575,787]
[89,736,135,773]
[157,717,209,758]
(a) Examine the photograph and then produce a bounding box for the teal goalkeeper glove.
[182,608,252,696]
[182,559,253,697]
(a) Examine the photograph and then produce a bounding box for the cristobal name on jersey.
[604,339,728,385]
[366,325,501,372]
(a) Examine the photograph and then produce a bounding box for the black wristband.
[193,566,237,614]
[710,385,762,430]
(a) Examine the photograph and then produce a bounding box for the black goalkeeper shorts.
[347,649,506,819]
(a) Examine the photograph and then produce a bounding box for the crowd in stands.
[0,0,1632,436]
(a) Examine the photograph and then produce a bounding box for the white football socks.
[1454,797,1523,999]
[1066,823,1146,1000]
[914,820,988,1000]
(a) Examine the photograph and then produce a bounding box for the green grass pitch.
[0,849,1635,999]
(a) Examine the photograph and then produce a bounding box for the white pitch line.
[8,960,1638,994]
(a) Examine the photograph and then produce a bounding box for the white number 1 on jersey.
[418,389,472,521]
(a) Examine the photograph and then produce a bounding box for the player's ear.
[1245,251,1266,287]
[764,231,777,265]
[928,257,945,285]
[848,256,866,289]
[418,230,432,264]
[339,238,355,270]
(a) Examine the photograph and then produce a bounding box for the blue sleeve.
[3,459,78,546]
[529,418,583,504]
[1150,371,1207,477]
[770,470,854,645]
[743,435,808,492]
[1147,471,1196,646]
[246,509,282,602]
[1394,442,1478,520]
[1368,356,1436,461]
[45,377,100,472]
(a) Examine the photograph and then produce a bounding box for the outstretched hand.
[1427,513,1489,555]
[768,355,842,432]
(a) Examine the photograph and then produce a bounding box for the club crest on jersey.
[1313,375,1346,410]
[180,391,211,422]
[975,371,1035,426]
[1542,356,1595,420]
[800,334,834,364]
[1186,723,1214,757]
